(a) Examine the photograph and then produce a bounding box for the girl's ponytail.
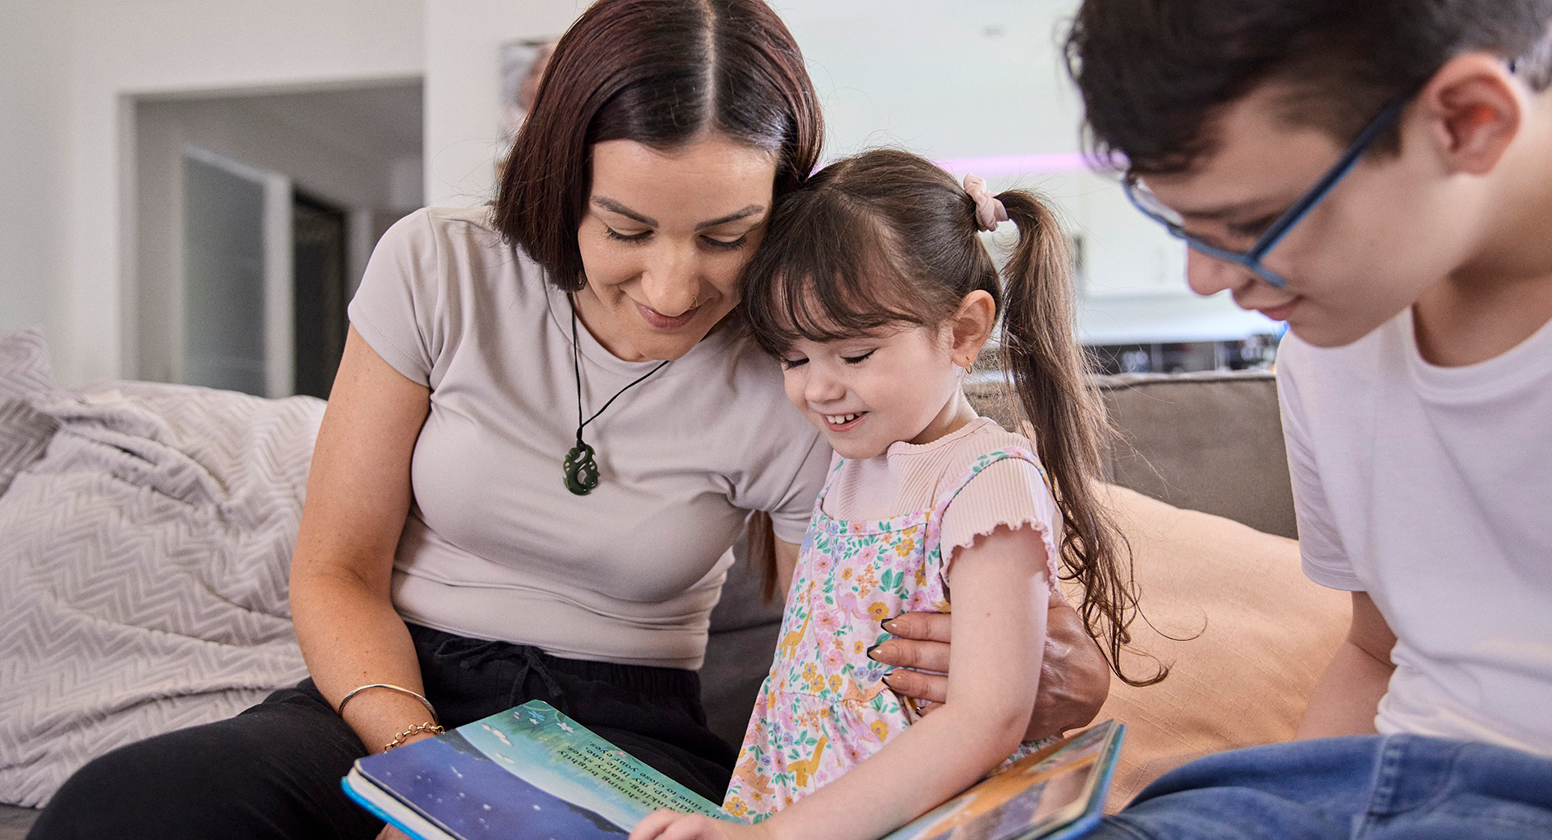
[996,191,1165,687]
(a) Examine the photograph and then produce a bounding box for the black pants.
[28,625,735,840]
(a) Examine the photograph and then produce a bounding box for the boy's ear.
[948,290,997,363]
[1416,52,1523,176]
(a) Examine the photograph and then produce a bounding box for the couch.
[0,326,1347,835]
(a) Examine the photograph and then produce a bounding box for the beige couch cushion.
[1071,486,1348,809]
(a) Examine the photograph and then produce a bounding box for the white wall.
[424,0,1082,206]
[51,0,425,385]
[419,1,1276,337]
[425,1,588,207]
[0,2,71,342]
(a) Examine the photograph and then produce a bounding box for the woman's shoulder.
[351,206,556,387]
[384,206,535,266]
[368,206,553,311]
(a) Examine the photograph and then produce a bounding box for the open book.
[342,700,1124,840]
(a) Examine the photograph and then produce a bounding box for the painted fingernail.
[865,643,882,661]
[880,616,899,633]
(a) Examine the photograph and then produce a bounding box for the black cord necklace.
[564,297,669,495]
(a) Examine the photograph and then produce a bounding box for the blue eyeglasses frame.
[1122,92,1413,289]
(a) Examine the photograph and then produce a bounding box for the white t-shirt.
[1277,310,1552,756]
[348,207,829,669]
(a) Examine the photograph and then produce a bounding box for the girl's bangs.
[747,204,931,353]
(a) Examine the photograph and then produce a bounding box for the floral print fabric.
[723,448,1054,821]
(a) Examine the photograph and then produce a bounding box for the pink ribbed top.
[821,417,1063,584]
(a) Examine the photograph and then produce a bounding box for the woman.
[29,2,1107,838]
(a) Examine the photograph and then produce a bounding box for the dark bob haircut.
[1066,0,1552,175]
[495,0,824,290]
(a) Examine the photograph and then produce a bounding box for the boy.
[1064,2,1552,837]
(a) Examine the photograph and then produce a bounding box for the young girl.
[631,149,1155,840]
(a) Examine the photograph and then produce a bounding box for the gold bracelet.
[384,721,445,751]
[336,683,439,726]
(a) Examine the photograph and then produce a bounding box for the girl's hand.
[376,825,411,840]
[870,591,1110,740]
[629,810,773,840]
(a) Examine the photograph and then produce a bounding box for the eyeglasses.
[1122,91,1413,289]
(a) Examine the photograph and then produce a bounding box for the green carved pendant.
[563,442,599,495]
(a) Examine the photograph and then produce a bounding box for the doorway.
[131,80,423,396]
[292,192,349,399]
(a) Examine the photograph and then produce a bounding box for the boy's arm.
[1276,343,1394,739]
[1295,591,1396,739]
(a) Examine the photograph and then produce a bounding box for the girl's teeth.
[826,413,858,424]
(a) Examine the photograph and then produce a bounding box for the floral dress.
[723,447,1055,822]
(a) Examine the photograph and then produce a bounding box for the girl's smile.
[822,412,867,431]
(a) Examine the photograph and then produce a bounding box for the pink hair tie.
[963,173,1008,232]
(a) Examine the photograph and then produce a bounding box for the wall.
[424,0,1084,206]
[11,0,1271,384]
[424,0,588,208]
[50,0,425,385]
[0,2,71,341]
[133,91,422,382]
[421,0,1272,341]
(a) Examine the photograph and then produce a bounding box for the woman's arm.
[633,526,1051,840]
[870,593,1109,740]
[774,537,801,596]
[288,327,436,754]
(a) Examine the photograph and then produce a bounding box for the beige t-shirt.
[348,207,828,669]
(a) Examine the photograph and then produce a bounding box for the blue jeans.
[1090,735,1552,840]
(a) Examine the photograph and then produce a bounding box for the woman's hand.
[869,590,1110,741]
[630,810,772,840]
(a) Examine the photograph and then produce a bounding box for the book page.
[352,701,728,839]
[546,732,727,815]
[455,702,727,825]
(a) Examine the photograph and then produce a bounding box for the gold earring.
[960,360,974,375]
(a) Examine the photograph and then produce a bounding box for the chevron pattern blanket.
[0,346,320,806]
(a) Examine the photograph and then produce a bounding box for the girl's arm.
[632,525,1050,840]
[289,327,435,754]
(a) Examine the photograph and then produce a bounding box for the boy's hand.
[630,810,772,840]
[870,591,1110,740]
